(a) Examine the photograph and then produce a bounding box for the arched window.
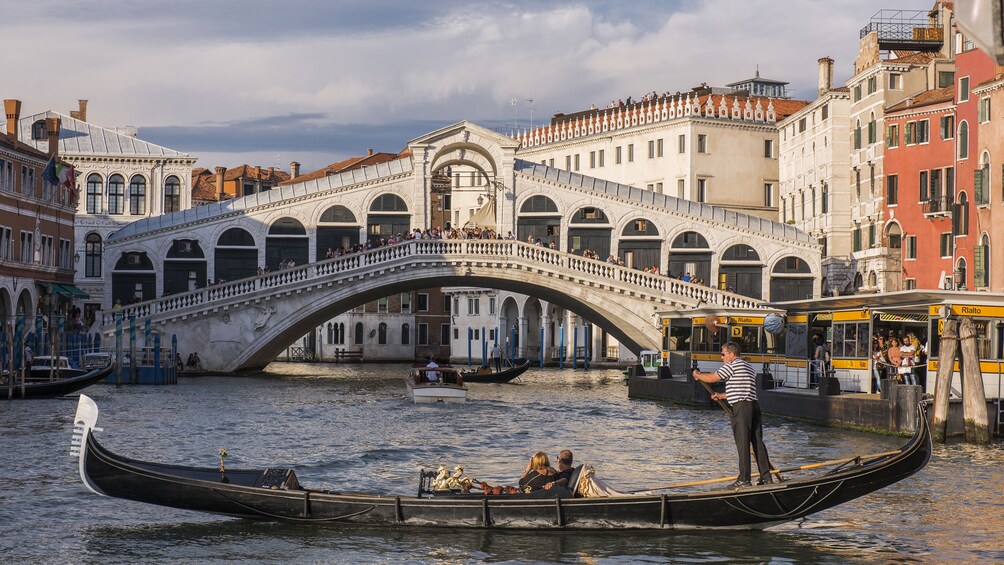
[401,323,410,345]
[886,222,902,249]
[955,192,969,236]
[84,233,102,278]
[335,323,345,345]
[326,323,334,344]
[164,175,181,213]
[368,194,408,212]
[956,258,968,290]
[354,322,364,345]
[378,323,388,345]
[320,205,356,223]
[86,173,103,214]
[128,175,146,215]
[107,174,125,214]
[958,121,969,160]
[520,195,559,213]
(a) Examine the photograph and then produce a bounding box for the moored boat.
[406,365,468,403]
[460,359,531,384]
[4,361,114,400]
[69,395,932,529]
[29,355,89,380]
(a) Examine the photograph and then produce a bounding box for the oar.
[693,362,782,480]
[636,449,904,492]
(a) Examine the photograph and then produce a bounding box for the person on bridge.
[490,343,503,372]
[692,341,774,489]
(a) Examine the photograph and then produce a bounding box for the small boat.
[460,359,531,384]
[29,356,89,380]
[406,365,468,403]
[4,361,114,400]
[69,395,932,529]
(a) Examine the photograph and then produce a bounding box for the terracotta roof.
[0,131,50,160]
[886,86,954,113]
[223,164,291,183]
[191,169,220,202]
[279,152,399,185]
[889,51,942,65]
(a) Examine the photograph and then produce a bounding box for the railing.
[101,240,765,327]
[860,10,942,41]
[923,196,953,217]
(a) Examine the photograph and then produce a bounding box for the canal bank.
[629,374,1003,438]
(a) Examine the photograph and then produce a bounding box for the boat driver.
[426,358,439,382]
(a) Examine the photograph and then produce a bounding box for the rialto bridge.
[99,122,819,372]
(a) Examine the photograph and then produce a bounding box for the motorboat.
[406,365,468,403]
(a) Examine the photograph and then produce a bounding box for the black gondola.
[4,363,115,400]
[70,395,931,530]
[460,359,531,384]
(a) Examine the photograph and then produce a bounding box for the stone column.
[591,323,604,362]
[518,316,529,358]
[541,312,552,363]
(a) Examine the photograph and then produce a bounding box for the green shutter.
[975,168,986,205]
[905,124,913,145]
[975,245,987,287]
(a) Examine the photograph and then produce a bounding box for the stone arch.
[266,217,309,270]
[666,230,712,282]
[430,147,496,179]
[517,194,561,247]
[719,242,763,299]
[216,227,259,282]
[366,193,411,243]
[499,295,521,357]
[316,204,362,260]
[617,216,661,270]
[769,256,814,301]
[566,204,612,257]
[164,238,208,294]
[0,287,10,324]
[112,250,157,305]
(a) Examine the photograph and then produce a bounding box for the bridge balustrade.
[100,239,763,327]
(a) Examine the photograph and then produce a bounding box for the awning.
[38,282,90,299]
[464,196,497,230]
[878,313,928,322]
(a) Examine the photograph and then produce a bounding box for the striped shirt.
[716,357,758,404]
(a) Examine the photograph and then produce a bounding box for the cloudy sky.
[6,0,938,173]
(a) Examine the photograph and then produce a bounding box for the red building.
[953,30,1000,290]
[884,87,957,289]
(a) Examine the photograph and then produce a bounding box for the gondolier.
[490,343,502,372]
[692,341,774,489]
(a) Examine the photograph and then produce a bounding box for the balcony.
[923,195,953,218]
[860,10,944,52]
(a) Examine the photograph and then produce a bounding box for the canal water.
[2,363,1002,564]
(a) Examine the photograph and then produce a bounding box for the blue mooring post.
[481,326,487,366]
[559,325,565,369]
[153,333,161,385]
[584,324,590,370]
[129,315,137,385]
[467,327,472,369]
[144,319,151,349]
[172,334,178,384]
[115,312,123,387]
[573,325,579,369]
[539,327,544,367]
[57,315,65,360]
[35,314,43,356]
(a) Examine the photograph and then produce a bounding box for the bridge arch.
[215,227,259,282]
[667,230,712,282]
[366,193,411,242]
[316,204,361,259]
[617,216,661,270]
[428,131,505,175]
[266,217,308,270]
[517,194,561,246]
[567,205,612,257]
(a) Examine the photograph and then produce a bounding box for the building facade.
[16,101,197,325]
[1,103,78,341]
[779,57,853,295]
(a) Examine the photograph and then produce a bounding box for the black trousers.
[730,400,772,483]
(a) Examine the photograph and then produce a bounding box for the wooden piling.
[958,317,990,444]
[932,318,957,442]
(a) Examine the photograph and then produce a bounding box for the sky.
[5,0,941,174]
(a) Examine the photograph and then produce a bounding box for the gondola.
[70,395,931,529]
[4,363,114,400]
[460,359,531,384]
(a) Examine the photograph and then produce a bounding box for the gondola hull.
[4,363,114,400]
[71,395,931,529]
[461,359,531,384]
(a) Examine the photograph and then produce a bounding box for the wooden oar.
[638,449,903,492]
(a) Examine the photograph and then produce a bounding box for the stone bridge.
[101,240,763,372]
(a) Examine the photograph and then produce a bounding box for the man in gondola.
[490,343,503,372]
[692,341,774,489]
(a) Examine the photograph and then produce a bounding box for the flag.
[42,155,58,185]
[57,162,75,189]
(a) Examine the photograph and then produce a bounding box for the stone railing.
[100,240,764,327]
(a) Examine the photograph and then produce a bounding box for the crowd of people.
[871,331,927,392]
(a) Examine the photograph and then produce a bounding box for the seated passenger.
[518,451,557,493]
[545,450,574,490]
[425,359,439,382]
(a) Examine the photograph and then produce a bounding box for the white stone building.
[17,101,197,325]
[778,58,854,295]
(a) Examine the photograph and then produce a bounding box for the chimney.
[45,117,61,157]
[290,161,300,179]
[70,100,88,122]
[817,57,834,97]
[267,166,274,178]
[367,148,373,156]
[4,99,21,139]
[254,165,261,177]
[215,166,226,200]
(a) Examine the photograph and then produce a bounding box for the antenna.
[526,98,534,130]
[510,97,518,134]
